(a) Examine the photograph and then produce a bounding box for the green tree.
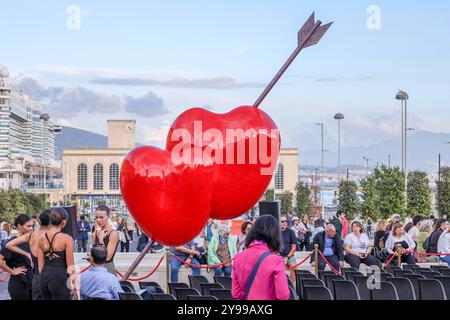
[373,166,406,218]
[278,191,293,215]
[437,166,450,217]
[0,190,13,223]
[295,181,311,216]
[407,171,432,216]
[263,188,275,201]
[338,180,360,217]
[9,189,28,216]
[360,174,379,219]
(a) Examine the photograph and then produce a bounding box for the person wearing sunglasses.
[280,215,297,283]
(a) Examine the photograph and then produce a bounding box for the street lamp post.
[316,123,325,219]
[40,113,49,193]
[334,113,344,183]
[363,156,371,176]
[395,90,409,172]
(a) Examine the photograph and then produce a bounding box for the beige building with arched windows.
[62,120,135,209]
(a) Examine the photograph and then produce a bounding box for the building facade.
[268,148,299,197]
[0,66,60,191]
[63,120,136,209]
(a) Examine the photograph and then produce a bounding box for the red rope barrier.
[0,273,10,283]
[115,255,165,281]
[287,251,313,270]
[410,251,450,256]
[318,251,341,275]
[170,253,234,269]
[384,253,397,268]
[79,265,91,273]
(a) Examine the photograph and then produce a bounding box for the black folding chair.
[319,270,336,282]
[118,292,142,300]
[345,271,364,283]
[303,285,333,300]
[150,293,176,300]
[434,276,450,300]
[418,279,447,300]
[332,280,360,300]
[299,279,325,300]
[393,269,414,277]
[200,283,224,295]
[404,274,425,299]
[174,288,201,300]
[139,281,162,290]
[209,289,234,300]
[386,277,416,300]
[370,281,398,300]
[168,282,189,295]
[187,295,218,300]
[324,274,345,291]
[119,280,135,293]
[213,276,232,289]
[295,271,318,295]
[188,275,209,293]
[354,276,370,300]
[402,264,421,271]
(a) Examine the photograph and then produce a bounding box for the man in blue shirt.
[77,215,90,253]
[310,223,344,271]
[80,246,124,300]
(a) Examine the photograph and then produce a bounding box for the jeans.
[214,266,232,277]
[344,254,381,270]
[441,255,450,267]
[317,255,341,272]
[392,253,416,266]
[169,256,201,283]
[77,239,88,253]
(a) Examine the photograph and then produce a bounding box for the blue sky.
[2,1,450,157]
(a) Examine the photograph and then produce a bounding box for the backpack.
[423,235,431,253]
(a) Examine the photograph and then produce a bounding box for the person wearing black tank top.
[92,205,119,276]
[0,214,34,300]
[5,210,51,300]
[37,208,76,300]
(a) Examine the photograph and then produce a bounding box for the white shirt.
[290,226,299,239]
[385,233,416,254]
[437,230,450,257]
[408,226,420,241]
[344,233,371,254]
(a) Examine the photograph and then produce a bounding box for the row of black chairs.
[118,276,233,300]
[294,265,450,300]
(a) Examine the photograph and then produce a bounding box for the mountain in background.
[300,130,450,172]
[55,127,450,172]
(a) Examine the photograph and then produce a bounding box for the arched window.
[93,163,103,190]
[109,163,120,190]
[77,164,87,190]
[274,163,284,190]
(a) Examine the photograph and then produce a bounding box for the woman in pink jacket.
[232,215,290,300]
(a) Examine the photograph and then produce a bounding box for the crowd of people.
[1,206,449,300]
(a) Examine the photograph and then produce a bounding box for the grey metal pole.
[321,124,325,219]
[401,99,404,172]
[338,119,341,182]
[404,99,408,176]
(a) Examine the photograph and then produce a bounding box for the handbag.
[244,252,271,299]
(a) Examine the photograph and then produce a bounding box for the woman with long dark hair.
[231,215,290,300]
[5,210,51,300]
[0,214,34,300]
[38,208,76,300]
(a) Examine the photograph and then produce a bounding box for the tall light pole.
[334,113,344,184]
[363,156,371,176]
[395,90,409,173]
[316,123,325,219]
[405,127,415,174]
[40,113,49,192]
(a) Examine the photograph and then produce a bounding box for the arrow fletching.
[303,22,333,48]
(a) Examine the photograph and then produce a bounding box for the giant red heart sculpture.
[166,106,280,219]
[120,145,214,246]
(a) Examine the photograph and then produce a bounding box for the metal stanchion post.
[165,247,170,293]
[314,244,319,276]
[396,244,402,268]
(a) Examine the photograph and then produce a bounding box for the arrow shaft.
[253,21,321,108]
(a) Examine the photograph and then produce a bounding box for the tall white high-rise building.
[0,65,61,190]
